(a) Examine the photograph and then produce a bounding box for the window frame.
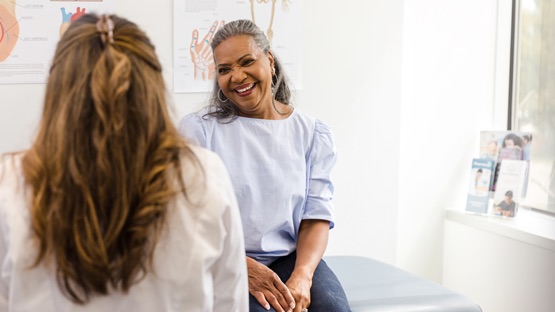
[508,0,555,215]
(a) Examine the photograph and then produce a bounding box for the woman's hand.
[247,257,295,312]
[286,269,312,312]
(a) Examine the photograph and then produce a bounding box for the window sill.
[445,208,555,252]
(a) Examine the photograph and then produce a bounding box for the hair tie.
[96,14,115,45]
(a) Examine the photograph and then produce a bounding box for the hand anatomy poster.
[173,0,302,93]
[0,0,114,84]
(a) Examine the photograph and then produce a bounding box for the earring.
[218,88,228,103]
[271,67,276,76]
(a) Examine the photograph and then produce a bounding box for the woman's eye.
[218,68,230,74]
[242,59,255,66]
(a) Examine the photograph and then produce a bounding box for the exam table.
[324,256,482,312]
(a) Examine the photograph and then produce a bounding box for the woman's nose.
[230,68,246,82]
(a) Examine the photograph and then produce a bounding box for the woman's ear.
[267,51,275,71]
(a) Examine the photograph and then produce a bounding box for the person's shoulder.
[178,107,221,145]
[290,108,314,123]
[0,153,27,220]
[292,109,332,133]
[181,145,229,184]
[179,107,210,126]
[186,145,222,167]
[314,119,332,136]
[298,114,335,154]
[178,145,234,213]
[0,153,24,186]
[180,107,229,130]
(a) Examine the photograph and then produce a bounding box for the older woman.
[0,14,247,311]
[179,19,350,312]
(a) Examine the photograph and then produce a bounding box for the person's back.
[0,148,246,311]
[0,14,247,312]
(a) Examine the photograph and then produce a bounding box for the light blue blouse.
[178,108,336,265]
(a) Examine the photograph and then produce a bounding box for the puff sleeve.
[303,120,337,228]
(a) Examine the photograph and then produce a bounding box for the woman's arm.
[287,219,330,312]
[287,120,335,311]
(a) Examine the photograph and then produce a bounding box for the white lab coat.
[0,146,248,312]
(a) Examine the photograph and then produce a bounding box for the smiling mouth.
[235,83,256,94]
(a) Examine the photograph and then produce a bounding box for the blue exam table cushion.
[324,256,482,312]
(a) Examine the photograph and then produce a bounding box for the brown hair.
[21,14,195,304]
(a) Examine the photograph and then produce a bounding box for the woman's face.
[213,35,274,116]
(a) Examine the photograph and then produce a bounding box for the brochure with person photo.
[479,131,532,162]
[479,131,532,192]
[491,159,529,218]
[465,158,495,214]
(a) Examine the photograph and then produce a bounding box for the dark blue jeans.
[249,252,351,312]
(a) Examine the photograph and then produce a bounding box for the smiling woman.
[178,19,351,312]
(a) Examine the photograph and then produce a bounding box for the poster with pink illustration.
[0,0,114,84]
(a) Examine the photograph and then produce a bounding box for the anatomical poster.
[0,0,114,84]
[173,0,302,93]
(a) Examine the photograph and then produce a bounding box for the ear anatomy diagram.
[190,20,224,81]
[0,0,20,62]
[59,7,86,36]
[249,0,290,45]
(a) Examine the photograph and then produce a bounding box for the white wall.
[398,0,502,281]
[0,0,517,285]
[299,0,404,265]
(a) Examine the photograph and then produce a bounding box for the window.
[510,0,555,214]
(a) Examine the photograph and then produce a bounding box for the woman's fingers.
[248,259,295,311]
[250,273,293,311]
[252,291,271,310]
[264,289,289,312]
[275,279,296,309]
[286,272,312,312]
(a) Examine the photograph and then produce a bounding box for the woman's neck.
[237,100,293,120]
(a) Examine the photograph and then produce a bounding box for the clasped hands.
[248,258,312,312]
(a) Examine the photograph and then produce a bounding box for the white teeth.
[237,84,254,93]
